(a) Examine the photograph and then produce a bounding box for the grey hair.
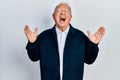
[53,2,72,14]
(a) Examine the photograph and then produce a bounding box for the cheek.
[68,16,72,21]
[54,17,58,23]
[66,17,71,22]
[54,15,59,20]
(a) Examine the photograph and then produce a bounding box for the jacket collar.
[50,24,75,35]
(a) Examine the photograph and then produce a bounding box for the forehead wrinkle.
[54,2,72,14]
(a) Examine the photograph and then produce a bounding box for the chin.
[58,24,66,28]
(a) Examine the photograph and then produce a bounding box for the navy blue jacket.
[26,24,99,80]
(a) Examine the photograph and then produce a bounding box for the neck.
[56,25,69,32]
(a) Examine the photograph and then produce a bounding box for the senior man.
[24,2,105,80]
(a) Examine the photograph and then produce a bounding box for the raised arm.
[24,25,40,61]
[84,26,106,64]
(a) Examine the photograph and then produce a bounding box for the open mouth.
[60,18,66,22]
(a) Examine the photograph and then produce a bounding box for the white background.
[0,0,120,80]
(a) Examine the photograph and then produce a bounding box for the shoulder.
[73,28,84,35]
[69,24,89,41]
[71,26,87,38]
[38,28,52,38]
[71,26,91,44]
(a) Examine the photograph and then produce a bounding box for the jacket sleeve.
[84,36,99,64]
[26,37,40,62]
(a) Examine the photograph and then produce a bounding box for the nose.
[60,9,66,15]
[61,12,65,15]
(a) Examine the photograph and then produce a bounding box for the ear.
[69,15,72,21]
[52,13,55,20]
[70,15,72,19]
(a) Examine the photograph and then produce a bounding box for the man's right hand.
[24,25,38,43]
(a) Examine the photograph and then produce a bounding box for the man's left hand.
[87,26,106,44]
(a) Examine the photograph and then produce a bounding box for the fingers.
[24,25,38,37]
[96,26,106,38]
[24,25,31,36]
[24,25,29,31]
[95,26,106,43]
[87,31,92,38]
[98,26,106,36]
[34,27,38,35]
[87,26,106,44]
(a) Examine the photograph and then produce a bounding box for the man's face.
[53,4,72,30]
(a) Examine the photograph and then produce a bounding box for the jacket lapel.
[64,24,75,52]
[50,25,59,51]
